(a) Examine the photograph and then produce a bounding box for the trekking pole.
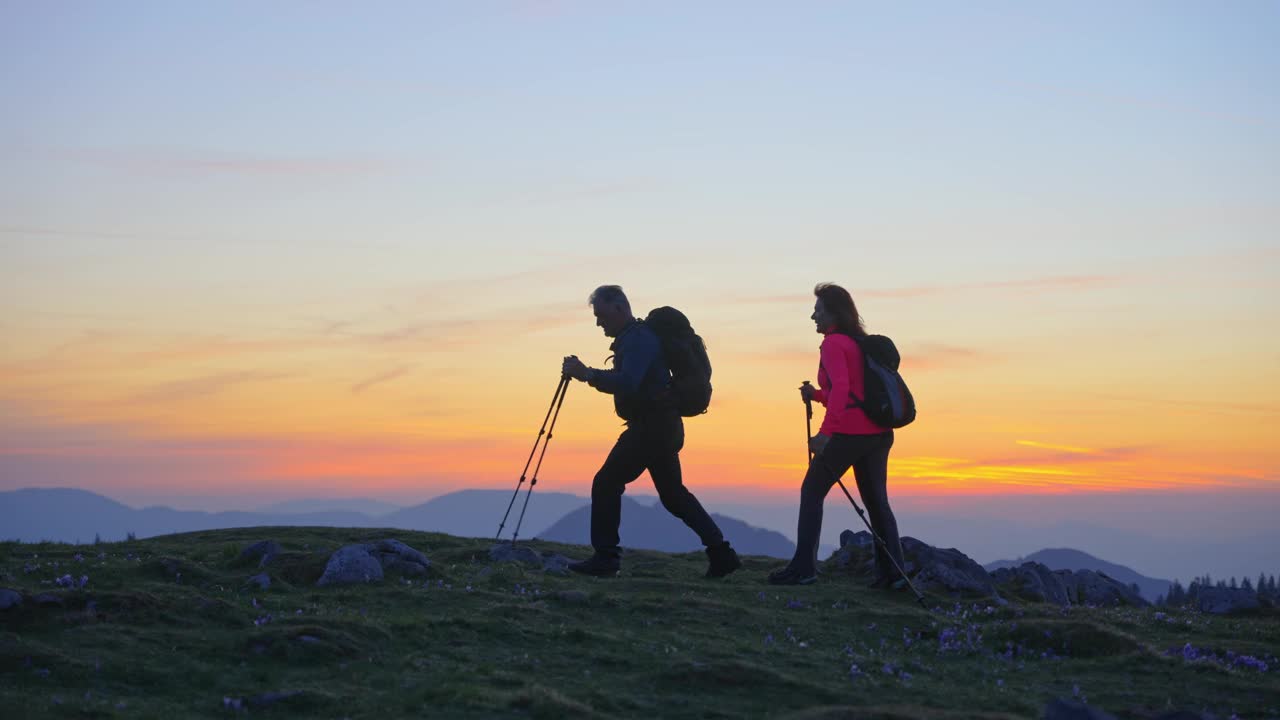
[511,371,570,546]
[803,382,928,609]
[497,374,570,541]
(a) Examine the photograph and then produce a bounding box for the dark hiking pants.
[791,431,903,577]
[590,412,725,557]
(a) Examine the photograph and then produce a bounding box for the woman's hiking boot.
[868,572,909,591]
[568,553,620,577]
[767,565,817,586]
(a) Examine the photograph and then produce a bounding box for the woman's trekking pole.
[802,382,928,609]
[497,374,570,543]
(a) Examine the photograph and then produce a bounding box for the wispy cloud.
[129,370,296,404]
[1016,440,1100,455]
[1078,393,1280,418]
[351,365,413,394]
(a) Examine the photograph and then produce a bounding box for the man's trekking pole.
[511,371,570,545]
[802,381,928,609]
[497,374,570,543]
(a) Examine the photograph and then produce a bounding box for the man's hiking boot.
[568,553,620,577]
[767,565,817,586]
[704,541,741,578]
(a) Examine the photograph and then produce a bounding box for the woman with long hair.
[768,282,906,586]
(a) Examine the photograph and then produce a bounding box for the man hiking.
[561,285,741,578]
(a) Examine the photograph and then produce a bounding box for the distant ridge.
[259,498,402,517]
[381,489,590,540]
[0,488,592,544]
[985,547,1172,602]
[0,488,376,544]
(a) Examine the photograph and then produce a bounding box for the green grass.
[1,527,1277,718]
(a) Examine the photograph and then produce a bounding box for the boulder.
[489,543,573,575]
[0,588,22,610]
[316,546,384,586]
[992,561,1072,606]
[903,537,1002,598]
[839,529,873,548]
[827,532,1001,598]
[367,539,430,572]
[316,539,431,586]
[1058,569,1148,607]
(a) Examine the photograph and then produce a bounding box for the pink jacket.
[812,333,887,436]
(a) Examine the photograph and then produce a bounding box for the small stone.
[32,593,64,607]
[240,540,281,566]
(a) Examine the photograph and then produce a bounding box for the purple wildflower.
[1232,655,1269,672]
[849,663,864,678]
[785,599,805,610]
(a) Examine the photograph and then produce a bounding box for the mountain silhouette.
[258,497,402,516]
[985,547,1172,601]
[0,488,590,544]
[0,488,374,543]
[538,496,796,558]
[382,489,589,540]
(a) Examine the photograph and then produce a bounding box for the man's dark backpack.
[848,334,916,429]
[644,306,713,416]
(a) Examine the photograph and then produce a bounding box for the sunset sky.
[2,3,1277,572]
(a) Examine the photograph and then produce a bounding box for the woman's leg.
[787,440,863,574]
[852,432,903,579]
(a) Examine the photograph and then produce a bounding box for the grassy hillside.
[1,528,1276,719]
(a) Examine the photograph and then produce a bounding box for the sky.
[2,2,1278,578]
